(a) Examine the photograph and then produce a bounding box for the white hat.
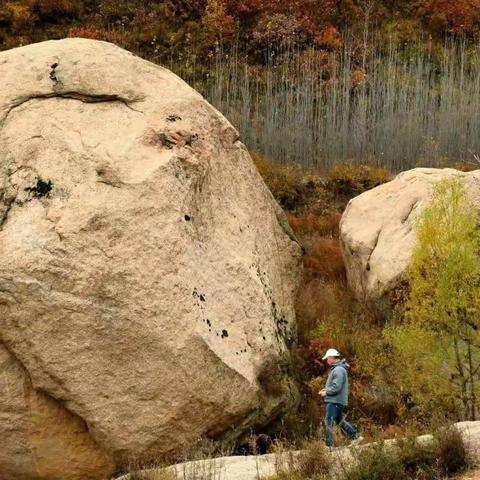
[322,348,341,360]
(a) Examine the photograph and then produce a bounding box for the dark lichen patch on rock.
[185,134,198,147]
[271,297,294,346]
[166,114,181,122]
[193,289,209,330]
[253,263,293,344]
[25,178,53,198]
[184,214,191,221]
[221,329,228,338]
[49,62,59,83]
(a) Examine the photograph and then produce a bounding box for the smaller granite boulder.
[339,168,480,315]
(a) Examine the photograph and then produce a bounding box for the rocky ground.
[118,421,480,480]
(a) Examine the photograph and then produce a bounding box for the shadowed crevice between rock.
[188,334,297,444]
[0,198,14,231]
[365,228,381,273]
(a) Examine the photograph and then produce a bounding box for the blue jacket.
[325,359,350,406]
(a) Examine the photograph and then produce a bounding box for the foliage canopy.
[387,178,480,420]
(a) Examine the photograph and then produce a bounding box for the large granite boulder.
[340,168,480,316]
[0,38,302,479]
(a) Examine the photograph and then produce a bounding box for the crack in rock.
[1,91,144,126]
[0,198,13,230]
[365,228,381,272]
[401,200,419,225]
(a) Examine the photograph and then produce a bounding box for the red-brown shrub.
[287,213,341,238]
[304,237,345,280]
[33,0,76,16]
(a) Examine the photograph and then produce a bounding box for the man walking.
[319,348,362,447]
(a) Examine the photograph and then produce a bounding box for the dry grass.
[122,435,237,480]
[252,153,326,213]
[435,425,470,476]
[271,438,331,480]
[253,154,390,215]
[267,425,470,480]
[129,470,175,480]
[326,161,391,199]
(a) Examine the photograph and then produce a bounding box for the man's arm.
[325,368,345,395]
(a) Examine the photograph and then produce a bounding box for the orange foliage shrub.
[352,68,366,88]
[409,0,480,36]
[202,0,237,46]
[315,26,342,51]
[289,0,338,44]
[225,0,340,51]
[6,2,35,32]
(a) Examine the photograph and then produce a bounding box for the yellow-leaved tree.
[386,178,480,420]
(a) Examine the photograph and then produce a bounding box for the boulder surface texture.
[340,167,480,315]
[0,38,302,479]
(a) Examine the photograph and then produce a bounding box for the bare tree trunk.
[467,341,476,420]
[454,337,469,418]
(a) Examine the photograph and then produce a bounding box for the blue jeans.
[325,402,358,447]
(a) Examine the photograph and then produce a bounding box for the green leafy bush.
[386,178,480,420]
